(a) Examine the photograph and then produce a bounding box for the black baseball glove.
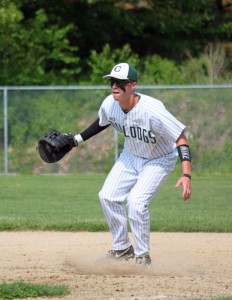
[37,130,77,163]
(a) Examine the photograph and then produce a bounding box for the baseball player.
[73,62,192,267]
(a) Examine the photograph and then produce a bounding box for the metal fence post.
[3,88,8,175]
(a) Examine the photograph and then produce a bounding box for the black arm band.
[177,144,191,162]
[80,118,110,141]
[182,173,191,179]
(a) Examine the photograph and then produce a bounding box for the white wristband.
[74,134,83,145]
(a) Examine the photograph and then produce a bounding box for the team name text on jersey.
[111,122,156,144]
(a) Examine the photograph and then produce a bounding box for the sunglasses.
[109,78,131,88]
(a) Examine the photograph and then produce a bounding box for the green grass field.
[0,281,69,299]
[0,173,231,232]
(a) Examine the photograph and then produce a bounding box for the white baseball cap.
[103,63,138,82]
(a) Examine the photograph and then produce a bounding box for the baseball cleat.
[135,255,152,268]
[106,245,135,261]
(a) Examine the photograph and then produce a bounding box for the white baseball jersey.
[98,92,185,158]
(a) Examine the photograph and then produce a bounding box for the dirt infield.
[1,232,232,300]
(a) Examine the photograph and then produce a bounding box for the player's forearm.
[74,118,110,143]
[181,161,192,177]
[176,132,192,178]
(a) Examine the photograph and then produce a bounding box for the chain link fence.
[1,85,232,175]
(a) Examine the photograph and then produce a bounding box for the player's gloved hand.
[47,132,78,149]
[37,130,79,163]
[62,133,79,148]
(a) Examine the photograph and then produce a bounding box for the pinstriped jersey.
[98,93,185,159]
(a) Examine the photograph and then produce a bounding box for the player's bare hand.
[175,177,191,201]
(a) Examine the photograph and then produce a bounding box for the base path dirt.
[0,232,232,300]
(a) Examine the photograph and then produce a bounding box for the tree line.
[0,0,232,85]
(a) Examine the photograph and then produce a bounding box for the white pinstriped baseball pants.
[98,148,177,256]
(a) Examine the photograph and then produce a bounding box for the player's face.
[109,78,136,101]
